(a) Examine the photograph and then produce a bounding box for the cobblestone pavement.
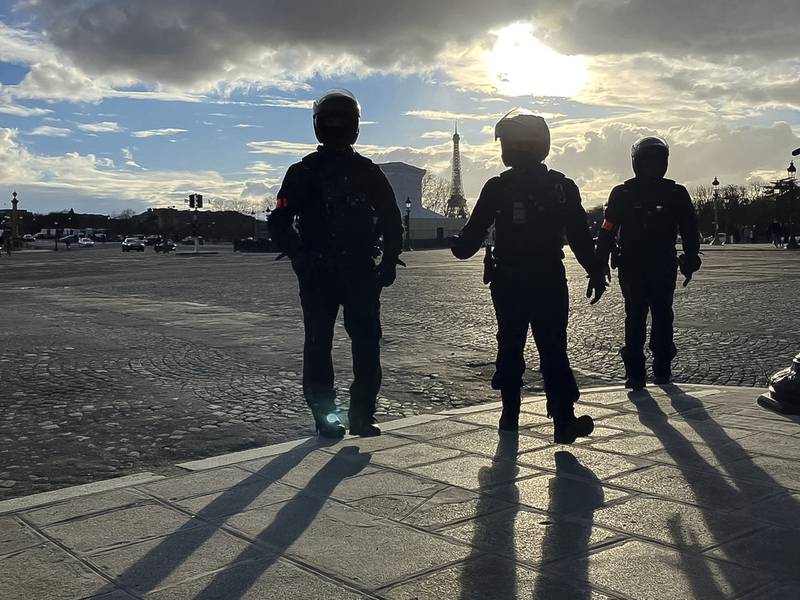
[1,244,798,500]
[2,385,799,599]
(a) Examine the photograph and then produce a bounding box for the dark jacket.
[453,164,595,276]
[597,178,700,269]
[269,146,403,264]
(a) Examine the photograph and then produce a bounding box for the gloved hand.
[376,261,397,288]
[450,234,480,260]
[586,272,607,305]
[678,253,701,287]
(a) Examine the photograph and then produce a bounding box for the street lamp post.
[787,161,798,250]
[54,221,59,251]
[10,191,19,252]
[404,197,412,251]
[711,177,722,245]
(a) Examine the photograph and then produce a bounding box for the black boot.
[349,413,381,437]
[625,376,646,390]
[553,407,594,445]
[310,404,346,439]
[621,346,646,390]
[499,388,521,432]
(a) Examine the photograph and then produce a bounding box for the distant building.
[379,162,464,247]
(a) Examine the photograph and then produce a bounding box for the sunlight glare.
[484,23,587,97]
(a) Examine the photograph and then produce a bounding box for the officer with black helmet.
[595,136,701,389]
[268,89,403,438]
[452,110,606,443]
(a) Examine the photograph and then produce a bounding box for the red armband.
[601,220,615,231]
[276,197,288,209]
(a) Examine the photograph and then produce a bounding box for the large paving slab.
[3,384,800,598]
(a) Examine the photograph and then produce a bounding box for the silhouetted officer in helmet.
[452,110,606,443]
[595,136,701,389]
[269,89,403,438]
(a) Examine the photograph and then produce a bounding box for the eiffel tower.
[446,122,468,219]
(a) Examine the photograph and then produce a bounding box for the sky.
[1,0,799,215]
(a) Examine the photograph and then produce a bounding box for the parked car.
[154,239,177,253]
[121,237,145,252]
[78,237,95,247]
[233,237,272,252]
[59,234,79,244]
[22,234,36,242]
[180,236,204,245]
[144,235,161,246]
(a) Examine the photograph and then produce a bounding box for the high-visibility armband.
[601,220,615,231]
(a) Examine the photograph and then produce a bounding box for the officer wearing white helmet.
[595,136,701,389]
[452,110,605,443]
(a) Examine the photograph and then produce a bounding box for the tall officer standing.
[595,137,701,389]
[268,89,403,438]
[451,110,607,443]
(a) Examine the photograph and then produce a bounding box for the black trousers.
[490,268,579,418]
[297,259,382,419]
[619,265,677,377]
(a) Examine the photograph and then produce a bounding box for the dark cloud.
[25,0,548,85]
[550,1,800,59]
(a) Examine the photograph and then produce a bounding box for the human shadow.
[459,432,520,600]
[531,451,604,600]
[93,438,353,596]
[192,446,371,599]
[634,385,800,597]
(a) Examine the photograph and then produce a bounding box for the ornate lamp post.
[404,197,412,251]
[10,191,19,251]
[786,161,798,250]
[711,177,723,245]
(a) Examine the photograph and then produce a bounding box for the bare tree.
[421,172,450,216]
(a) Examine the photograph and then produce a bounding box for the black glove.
[586,272,607,305]
[376,261,398,288]
[678,253,701,287]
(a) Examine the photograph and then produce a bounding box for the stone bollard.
[758,352,800,414]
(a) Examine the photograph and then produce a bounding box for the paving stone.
[23,489,150,527]
[370,441,464,468]
[325,468,446,520]
[238,448,379,490]
[442,507,619,566]
[390,419,481,441]
[607,464,778,509]
[742,455,800,491]
[320,433,412,454]
[733,431,800,460]
[224,499,472,589]
[433,428,551,457]
[141,467,260,502]
[741,582,800,599]
[0,516,43,556]
[382,555,614,600]
[486,473,629,517]
[88,526,271,595]
[706,526,800,580]
[44,503,202,554]
[0,543,110,600]
[456,409,551,428]
[644,439,755,471]
[546,539,760,600]
[594,496,758,549]
[518,447,645,481]
[741,492,800,530]
[409,454,541,490]
[145,555,369,599]
[589,433,667,456]
[401,486,512,530]
[176,481,301,520]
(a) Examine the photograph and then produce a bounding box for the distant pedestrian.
[770,221,782,248]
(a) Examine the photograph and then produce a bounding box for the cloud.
[131,128,188,138]
[247,140,318,155]
[0,127,264,207]
[421,131,455,140]
[405,110,503,122]
[0,102,52,117]
[233,123,262,129]
[78,121,125,133]
[246,161,275,174]
[28,126,71,137]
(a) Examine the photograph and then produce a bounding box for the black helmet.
[313,88,361,148]
[494,108,551,167]
[631,136,669,179]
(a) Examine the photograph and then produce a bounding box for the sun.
[484,23,587,98]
